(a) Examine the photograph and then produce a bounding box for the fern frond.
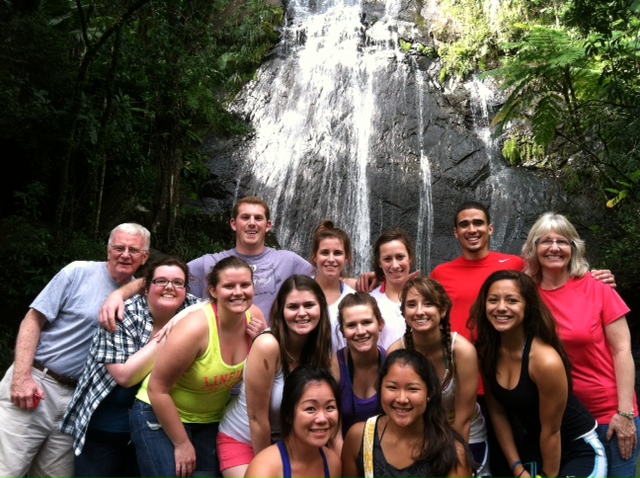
[532,94,564,147]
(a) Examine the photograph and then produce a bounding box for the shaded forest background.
[1,0,639,374]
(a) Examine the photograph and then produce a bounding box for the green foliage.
[400,38,412,52]
[1,0,282,245]
[606,169,640,207]
[501,134,546,166]
[595,204,640,293]
[435,0,534,77]
[167,207,233,260]
[484,1,640,300]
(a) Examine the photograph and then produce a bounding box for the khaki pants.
[0,363,75,477]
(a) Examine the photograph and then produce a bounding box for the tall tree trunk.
[55,0,152,230]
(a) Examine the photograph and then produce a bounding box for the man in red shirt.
[430,201,524,342]
[430,201,523,477]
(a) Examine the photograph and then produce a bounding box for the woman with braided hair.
[387,276,489,476]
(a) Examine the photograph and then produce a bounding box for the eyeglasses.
[151,278,186,289]
[538,238,571,248]
[110,245,147,257]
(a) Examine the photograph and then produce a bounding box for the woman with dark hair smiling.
[369,228,416,349]
[244,367,342,477]
[388,276,489,475]
[469,270,606,478]
[310,220,355,352]
[341,349,473,477]
[217,275,333,477]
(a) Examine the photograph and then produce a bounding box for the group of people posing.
[0,196,636,477]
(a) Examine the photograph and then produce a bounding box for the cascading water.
[228,0,435,274]
[213,0,576,273]
[465,75,560,252]
[415,71,433,274]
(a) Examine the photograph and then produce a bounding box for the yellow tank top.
[137,303,250,423]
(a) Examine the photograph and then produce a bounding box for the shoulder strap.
[320,447,330,478]
[362,415,379,478]
[277,441,292,478]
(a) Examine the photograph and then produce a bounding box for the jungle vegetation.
[436,0,640,308]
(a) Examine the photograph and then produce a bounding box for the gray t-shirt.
[32,261,126,379]
[187,248,314,319]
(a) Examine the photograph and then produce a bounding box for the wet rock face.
[199,0,600,274]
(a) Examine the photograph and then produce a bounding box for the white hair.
[108,223,151,250]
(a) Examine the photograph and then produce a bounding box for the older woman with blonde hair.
[522,212,638,477]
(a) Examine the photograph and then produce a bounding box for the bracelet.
[511,461,522,474]
[618,410,635,420]
[516,468,526,478]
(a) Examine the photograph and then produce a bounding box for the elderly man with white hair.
[0,223,150,477]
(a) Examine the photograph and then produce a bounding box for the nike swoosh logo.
[499,259,510,263]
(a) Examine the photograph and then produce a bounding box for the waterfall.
[465,76,529,252]
[229,0,434,275]
[415,71,433,274]
[215,0,566,273]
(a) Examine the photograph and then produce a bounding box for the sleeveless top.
[490,336,597,453]
[136,302,251,423]
[358,415,432,477]
[401,333,487,444]
[337,346,386,436]
[438,333,487,445]
[276,441,330,478]
[219,330,285,443]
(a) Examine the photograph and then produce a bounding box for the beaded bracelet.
[618,410,635,420]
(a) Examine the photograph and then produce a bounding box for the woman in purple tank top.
[330,292,386,440]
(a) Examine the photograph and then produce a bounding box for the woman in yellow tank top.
[130,256,255,477]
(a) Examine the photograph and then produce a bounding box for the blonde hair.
[522,212,589,282]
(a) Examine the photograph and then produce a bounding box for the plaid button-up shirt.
[60,293,201,455]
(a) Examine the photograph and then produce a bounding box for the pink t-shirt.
[539,274,635,424]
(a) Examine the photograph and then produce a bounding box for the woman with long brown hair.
[217,275,333,477]
[470,270,606,477]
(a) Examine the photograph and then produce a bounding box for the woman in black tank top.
[469,271,606,478]
[341,349,474,477]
